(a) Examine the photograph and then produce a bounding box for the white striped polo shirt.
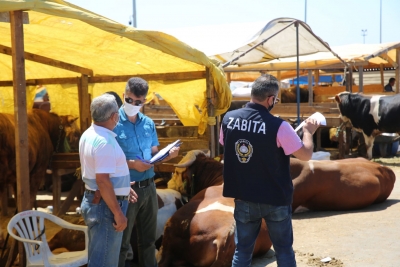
[79,124,130,196]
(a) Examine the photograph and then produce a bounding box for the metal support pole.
[380,0,382,43]
[308,70,313,106]
[295,22,300,125]
[132,0,137,27]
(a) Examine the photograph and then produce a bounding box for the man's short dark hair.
[105,91,123,108]
[389,78,396,83]
[251,74,279,102]
[125,77,149,97]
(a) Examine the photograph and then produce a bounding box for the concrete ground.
[252,157,400,267]
[1,157,399,267]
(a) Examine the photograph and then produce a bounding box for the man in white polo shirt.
[79,94,138,267]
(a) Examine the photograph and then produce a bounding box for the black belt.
[84,189,128,201]
[133,177,154,188]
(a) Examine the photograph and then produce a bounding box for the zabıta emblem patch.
[235,139,253,163]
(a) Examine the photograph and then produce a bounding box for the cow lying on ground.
[48,189,182,261]
[290,157,396,211]
[159,151,396,266]
[335,92,400,159]
[0,109,80,216]
[159,151,271,267]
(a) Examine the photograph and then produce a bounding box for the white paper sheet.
[294,112,326,132]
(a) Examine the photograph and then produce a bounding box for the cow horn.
[174,150,205,168]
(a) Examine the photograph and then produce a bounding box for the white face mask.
[113,114,120,129]
[123,102,141,117]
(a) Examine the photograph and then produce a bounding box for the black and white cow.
[335,92,400,159]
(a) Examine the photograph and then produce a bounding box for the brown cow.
[290,157,396,211]
[159,152,396,266]
[0,109,79,215]
[158,151,271,267]
[0,227,4,248]
[281,86,313,103]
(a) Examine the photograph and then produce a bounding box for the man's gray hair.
[251,74,279,102]
[91,94,118,122]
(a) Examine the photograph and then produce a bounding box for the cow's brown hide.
[158,185,271,267]
[290,157,396,211]
[0,109,79,211]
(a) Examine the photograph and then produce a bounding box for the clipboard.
[148,139,182,164]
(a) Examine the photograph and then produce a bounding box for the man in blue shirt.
[115,77,179,267]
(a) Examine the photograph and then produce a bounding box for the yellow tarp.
[0,0,231,134]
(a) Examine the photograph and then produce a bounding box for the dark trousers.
[118,182,158,267]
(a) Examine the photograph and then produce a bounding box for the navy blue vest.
[221,102,293,205]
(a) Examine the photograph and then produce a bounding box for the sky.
[66,0,400,54]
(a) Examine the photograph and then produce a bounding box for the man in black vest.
[220,74,320,267]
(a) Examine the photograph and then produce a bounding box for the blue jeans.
[232,200,296,267]
[81,192,128,267]
[118,182,158,267]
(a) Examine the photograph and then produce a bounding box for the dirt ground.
[1,157,399,267]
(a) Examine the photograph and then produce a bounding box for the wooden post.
[79,75,91,132]
[275,70,282,105]
[10,10,29,267]
[277,71,282,105]
[206,67,216,158]
[345,127,351,155]
[396,49,400,94]
[308,70,313,106]
[1,186,7,216]
[56,179,83,216]
[380,64,385,87]
[338,129,345,159]
[314,69,320,85]
[358,66,364,92]
[226,72,231,84]
[349,67,353,93]
[52,170,61,215]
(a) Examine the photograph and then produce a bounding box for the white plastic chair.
[7,210,88,267]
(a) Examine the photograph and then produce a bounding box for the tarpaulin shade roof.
[212,18,341,67]
[0,0,231,134]
[223,42,400,72]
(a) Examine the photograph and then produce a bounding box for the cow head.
[167,150,207,196]
[59,115,81,152]
[334,92,352,123]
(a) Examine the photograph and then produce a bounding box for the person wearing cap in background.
[79,94,138,267]
[220,74,320,267]
[33,85,51,112]
[114,77,179,267]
